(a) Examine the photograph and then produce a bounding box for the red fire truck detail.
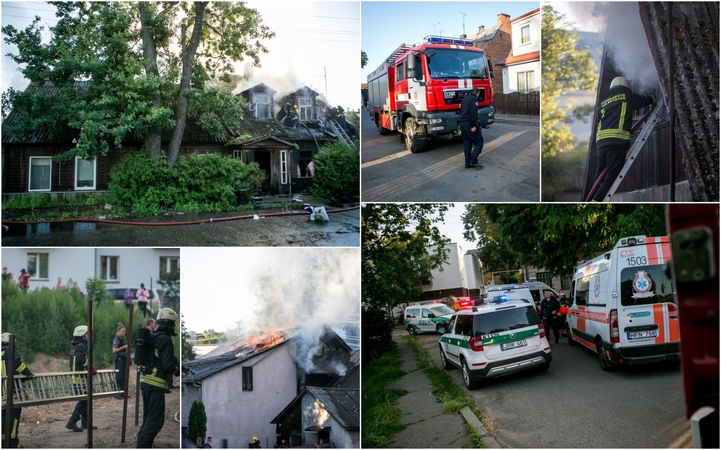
[367,36,495,154]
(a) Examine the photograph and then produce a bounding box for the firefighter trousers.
[137,388,166,448]
[2,406,22,447]
[592,143,628,201]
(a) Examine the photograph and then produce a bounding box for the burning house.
[182,326,359,448]
[582,2,719,202]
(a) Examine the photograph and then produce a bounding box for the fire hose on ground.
[1,206,359,227]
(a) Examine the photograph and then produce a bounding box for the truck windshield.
[620,265,675,306]
[427,48,488,79]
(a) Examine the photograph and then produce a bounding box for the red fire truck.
[367,36,495,153]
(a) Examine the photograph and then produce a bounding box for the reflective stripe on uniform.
[140,367,169,390]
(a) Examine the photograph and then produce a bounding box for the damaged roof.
[182,339,289,383]
[270,387,360,430]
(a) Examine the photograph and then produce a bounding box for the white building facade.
[500,8,541,93]
[421,243,484,301]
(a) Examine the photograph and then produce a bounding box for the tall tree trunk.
[139,2,163,162]
[167,1,208,169]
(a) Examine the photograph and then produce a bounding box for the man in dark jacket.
[539,290,561,344]
[591,76,655,201]
[2,333,34,448]
[459,87,485,169]
[137,308,179,448]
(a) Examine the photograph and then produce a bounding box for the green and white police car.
[405,303,455,335]
[439,295,552,389]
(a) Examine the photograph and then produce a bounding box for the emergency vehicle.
[367,36,495,153]
[567,235,680,370]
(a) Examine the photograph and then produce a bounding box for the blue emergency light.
[424,36,473,46]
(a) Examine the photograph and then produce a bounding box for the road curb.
[460,406,502,448]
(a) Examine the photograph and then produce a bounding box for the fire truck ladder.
[2,370,123,408]
[600,102,664,202]
[329,119,357,151]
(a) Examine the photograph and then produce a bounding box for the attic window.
[254,94,271,119]
[242,366,253,391]
[521,24,531,44]
[298,97,314,121]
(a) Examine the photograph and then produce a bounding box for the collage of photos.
[0,1,718,449]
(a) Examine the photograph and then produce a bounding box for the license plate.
[500,339,527,351]
[627,330,657,339]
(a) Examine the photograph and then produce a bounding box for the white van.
[567,235,680,370]
[404,303,455,335]
[486,282,557,312]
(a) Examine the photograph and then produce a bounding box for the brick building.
[467,13,512,96]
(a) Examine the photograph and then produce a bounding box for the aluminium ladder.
[329,119,357,151]
[2,370,123,408]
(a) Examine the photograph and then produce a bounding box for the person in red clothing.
[18,269,30,290]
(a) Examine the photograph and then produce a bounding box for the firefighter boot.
[66,415,82,432]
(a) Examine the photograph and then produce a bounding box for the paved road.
[361,114,540,202]
[412,331,692,448]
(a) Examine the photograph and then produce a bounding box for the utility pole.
[459,11,467,36]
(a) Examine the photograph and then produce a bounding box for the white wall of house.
[1,248,179,290]
[423,243,483,294]
[511,10,541,56]
[504,61,541,93]
[198,341,298,449]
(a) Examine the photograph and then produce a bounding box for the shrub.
[187,400,208,445]
[108,152,175,214]
[309,140,360,205]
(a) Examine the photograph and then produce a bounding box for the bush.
[309,140,360,205]
[108,152,175,215]
[187,399,208,445]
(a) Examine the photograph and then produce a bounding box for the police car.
[405,303,455,335]
[438,294,552,389]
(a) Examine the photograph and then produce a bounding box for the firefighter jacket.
[139,327,178,393]
[69,338,88,385]
[595,86,655,150]
[2,343,33,405]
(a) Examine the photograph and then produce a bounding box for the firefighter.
[2,333,34,448]
[66,325,96,432]
[249,436,261,448]
[591,76,656,201]
[137,308,179,448]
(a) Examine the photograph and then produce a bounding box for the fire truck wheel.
[376,117,390,135]
[404,117,427,154]
[596,340,612,371]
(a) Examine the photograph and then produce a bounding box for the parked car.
[405,303,455,335]
[105,287,162,314]
[439,297,552,389]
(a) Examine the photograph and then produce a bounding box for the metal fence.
[493,91,540,116]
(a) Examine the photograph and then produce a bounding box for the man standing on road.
[459,87,485,170]
[540,290,561,344]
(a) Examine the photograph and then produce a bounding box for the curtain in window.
[30,158,51,191]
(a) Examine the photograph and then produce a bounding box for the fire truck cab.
[367,36,495,153]
[567,235,680,370]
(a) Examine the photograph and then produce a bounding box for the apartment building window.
[517,71,535,93]
[27,253,49,279]
[100,256,119,282]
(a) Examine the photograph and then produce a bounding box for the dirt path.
[13,355,180,448]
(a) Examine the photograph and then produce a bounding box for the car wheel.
[440,346,452,370]
[407,326,417,336]
[597,340,612,371]
[461,358,477,390]
[567,324,576,346]
[436,324,447,335]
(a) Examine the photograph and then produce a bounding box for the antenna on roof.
[459,11,467,36]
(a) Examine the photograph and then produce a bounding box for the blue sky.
[361,1,540,84]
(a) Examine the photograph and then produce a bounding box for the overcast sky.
[361,1,539,85]
[1,1,360,109]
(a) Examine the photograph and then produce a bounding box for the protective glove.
[91,366,97,376]
[22,370,34,381]
[650,94,656,106]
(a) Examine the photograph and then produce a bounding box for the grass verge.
[406,335,487,448]
[361,348,408,448]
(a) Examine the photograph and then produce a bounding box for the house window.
[297,150,313,178]
[159,257,179,280]
[74,157,96,190]
[27,253,49,279]
[253,93,271,119]
[29,157,52,192]
[280,150,288,184]
[242,367,253,391]
[100,256,119,282]
[298,97,313,121]
[536,272,551,286]
[521,24,531,44]
[233,150,243,159]
[517,71,535,93]
[561,274,573,290]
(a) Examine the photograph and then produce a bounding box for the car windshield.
[429,305,455,316]
[473,307,539,336]
[426,48,488,79]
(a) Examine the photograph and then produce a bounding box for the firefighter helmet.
[156,308,178,325]
[610,77,629,89]
[252,437,259,443]
[1,332,10,343]
[73,325,88,337]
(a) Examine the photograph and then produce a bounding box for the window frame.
[253,93,271,119]
[242,366,253,391]
[100,255,119,283]
[280,150,288,185]
[159,257,179,280]
[520,24,531,45]
[296,150,314,178]
[27,252,49,280]
[28,156,52,192]
[74,156,97,190]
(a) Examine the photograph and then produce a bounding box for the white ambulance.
[567,235,680,370]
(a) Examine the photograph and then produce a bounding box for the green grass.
[361,348,408,448]
[406,335,487,448]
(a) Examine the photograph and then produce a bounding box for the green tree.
[362,204,451,361]
[541,140,588,201]
[361,50,368,68]
[475,204,667,277]
[309,140,360,205]
[462,205,522,274]
[541,5,598,159]
[85,277,109,304]
[187,399,208,445]
[181,317,196,362]
[157,269,180,313]
[2,2,274,168]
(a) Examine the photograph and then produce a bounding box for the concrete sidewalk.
[386,328,501,448]
[493,114,539,126]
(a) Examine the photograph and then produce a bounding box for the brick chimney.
[497,13,511,27]
[478,25,485,33]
